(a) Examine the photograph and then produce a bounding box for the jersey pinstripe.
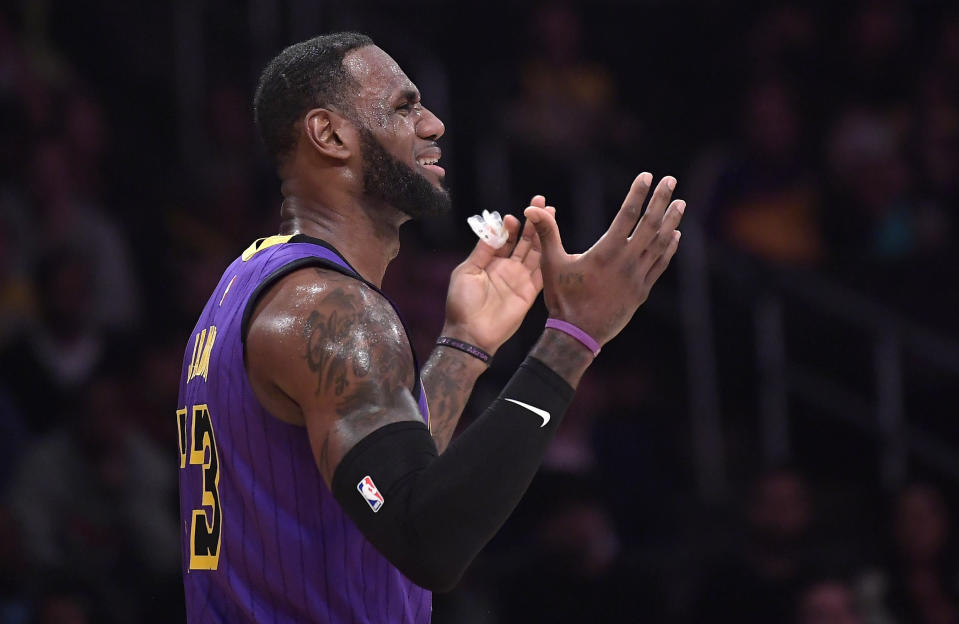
[177,235,431,623]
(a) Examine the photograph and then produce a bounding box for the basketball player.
[177,32,685,622]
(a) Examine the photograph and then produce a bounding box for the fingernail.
[639,172,653,185]
[666,177,676,190]
[676,200,686,213]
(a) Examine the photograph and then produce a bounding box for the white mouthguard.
[467,210,509,249]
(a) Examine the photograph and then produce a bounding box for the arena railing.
[678,218,959,502]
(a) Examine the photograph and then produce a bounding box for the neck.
[278,180,405,287]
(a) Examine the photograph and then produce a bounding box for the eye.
[396,102,413,115]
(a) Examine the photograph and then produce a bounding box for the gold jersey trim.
[241,234,295,261]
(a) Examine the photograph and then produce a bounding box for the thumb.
[463,238,497,270]
[523,205,565,263]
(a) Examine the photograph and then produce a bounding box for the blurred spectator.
[912,68,958,253]
[824,108,921,264]
[797,578,864,624]
[702,78,824,266]
[856,483,959,624]
[5,373,179,623]
[692,467,819,623]
[503,3,640,248]
[497,476,664,623]
[747,4,819,80]
[0,246,108,432]
[506,4,630,159]
[199,83,264,243]
[32,590,91,624]
[26,139,140,331]
[843,1,914,111]
[0,188,34,347]
[28,579,104,624]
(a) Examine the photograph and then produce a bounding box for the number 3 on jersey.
[177,404,222,570]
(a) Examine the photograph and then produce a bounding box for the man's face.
[343,46,450,219]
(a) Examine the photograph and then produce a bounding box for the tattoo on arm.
[420,348,484,453]
[300,284,417,481]
[529,329,594,388]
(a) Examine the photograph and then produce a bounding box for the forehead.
[342,45,416,103]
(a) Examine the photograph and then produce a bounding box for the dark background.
[0,1,957,622]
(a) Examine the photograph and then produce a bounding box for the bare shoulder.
[245,266,416,425]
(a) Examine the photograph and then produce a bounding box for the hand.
[524,173,685,346]
[442,196,553,354]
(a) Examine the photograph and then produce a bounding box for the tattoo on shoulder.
[301,285,413,417]
[303,288,365,396]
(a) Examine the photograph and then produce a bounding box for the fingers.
[629,175,677,248]
[511,201,540,262]
[495,215,522,258]
[645,230,682,284]
[514,205,554,270]
[463,238,499,270]
[523,205,567,266]
[606,172,653,240]
[637,199,685,274]
[523,205,555,270]
[507,195,546,260]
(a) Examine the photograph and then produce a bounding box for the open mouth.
[416,153,445,178]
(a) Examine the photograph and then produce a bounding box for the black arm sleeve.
[331,356,574,592]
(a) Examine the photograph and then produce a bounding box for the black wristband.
[436,336,491,364]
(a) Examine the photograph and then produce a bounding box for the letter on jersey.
[188,326,217,383]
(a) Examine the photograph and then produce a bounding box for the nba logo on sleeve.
[357,476,385,512]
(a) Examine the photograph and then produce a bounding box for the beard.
[357,126,451,219]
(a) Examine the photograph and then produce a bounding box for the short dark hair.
[253,32,374,162]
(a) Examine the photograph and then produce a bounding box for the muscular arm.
[246,268,422,484]
[246,268,590,592]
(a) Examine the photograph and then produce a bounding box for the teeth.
[418,157,438,166]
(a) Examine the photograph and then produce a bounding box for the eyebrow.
[393,87,420,104]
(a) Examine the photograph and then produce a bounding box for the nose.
[416,105,445,141]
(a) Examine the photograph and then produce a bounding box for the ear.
[303,108,355,161]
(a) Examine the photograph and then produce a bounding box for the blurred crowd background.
[0,1,957,622]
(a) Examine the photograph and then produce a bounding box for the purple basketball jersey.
[177,234,431,623]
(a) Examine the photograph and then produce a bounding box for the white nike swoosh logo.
[504,398,550,427]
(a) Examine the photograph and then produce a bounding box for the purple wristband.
[436,336,491,364]
[545,318,601,357]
